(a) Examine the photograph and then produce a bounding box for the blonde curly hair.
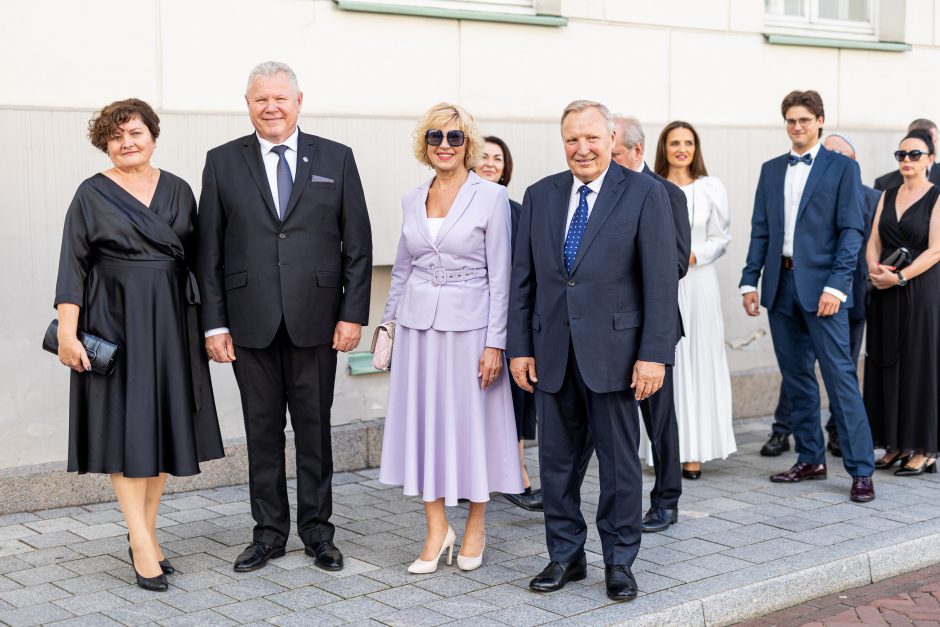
[412,102,484,170]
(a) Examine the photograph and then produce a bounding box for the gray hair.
[824,132,857,158]
[561,100,614,132]
[246,61,300,93]
[613,114,645,149]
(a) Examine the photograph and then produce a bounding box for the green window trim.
[764,33,911,52]
[335,1,567,27]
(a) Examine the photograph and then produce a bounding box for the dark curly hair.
[87,98,160,153]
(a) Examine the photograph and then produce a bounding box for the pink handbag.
[370,320,397,371]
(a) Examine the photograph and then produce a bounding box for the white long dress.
[640,175,736,464]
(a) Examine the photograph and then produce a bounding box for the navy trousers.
[638,368,682,508]
[771,315,866,437]
[537,342,642,567]
[767,270,874,477]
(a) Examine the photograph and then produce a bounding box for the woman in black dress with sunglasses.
[865,129,940,476]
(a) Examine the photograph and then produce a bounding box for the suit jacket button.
[278,233,286,239]
[567,280,575,287]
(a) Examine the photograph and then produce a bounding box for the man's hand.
[817,292,841,317]
[509,357,538,393]
[206,333,236,363]
[478,347,504,390]
[689,252,697,267]
[631,360,665,401]
[333,321,362,352]
[742,292,760,317]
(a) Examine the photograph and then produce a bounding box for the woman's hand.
[59,335,91,372]
[478,347,504,390]
[869,264,900,290]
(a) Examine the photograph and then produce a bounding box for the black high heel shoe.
[895,457,938,477]
[127,548,168,591]
[875,451,909,470]
[127,534,175,575]
[682,465,702,480]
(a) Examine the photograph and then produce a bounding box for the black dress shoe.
[305,540,344,571]
[682,468,701,480]
[504,487,544,511]
[529,555,588,592]
[641,506,678,533]
[127,536,175,575]
[760,432,790,456]
[605,564,638,601]
[233,541,286,572]
[128,551,168,591]
[826,431,842,458]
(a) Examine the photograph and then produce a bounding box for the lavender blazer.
[382,171,512,349]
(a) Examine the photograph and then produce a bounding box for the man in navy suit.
[761,133,881,459]
[611,114,691,533]
[509,100,678,601]
[740,90,875,503]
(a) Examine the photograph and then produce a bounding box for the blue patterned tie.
[564,185,591,274]
[270,145,293,220]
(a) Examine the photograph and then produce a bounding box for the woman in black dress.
[55,99,224,590]
[865,129,940,476]
[475,135,541,511]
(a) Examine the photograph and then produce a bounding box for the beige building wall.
[0,0,933,470]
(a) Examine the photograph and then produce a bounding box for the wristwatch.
[897,270,908,287]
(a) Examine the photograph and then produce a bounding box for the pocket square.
[311,175,335,184]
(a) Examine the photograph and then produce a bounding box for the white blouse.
[427,217,445,242]
[682,176,731,267]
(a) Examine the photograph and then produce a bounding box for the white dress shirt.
[565,166,610,235]
[740,143,846,303]
[205,127,301,339]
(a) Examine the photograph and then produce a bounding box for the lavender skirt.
[379,325,523,505]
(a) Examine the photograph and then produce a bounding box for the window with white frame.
[765,0,876,38]
[359,0,536,15]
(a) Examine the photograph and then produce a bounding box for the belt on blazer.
[411,266,487,287]
[782,256,794,270]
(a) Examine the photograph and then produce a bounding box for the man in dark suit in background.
[741,90,875,503]
[196,61,373,573]
[874,119,940,190]
[509,100,678,602]
[761,133,880,458]
[610,114,690,533]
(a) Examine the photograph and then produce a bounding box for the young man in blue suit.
[509,100,678,601]
[740,90,876,503]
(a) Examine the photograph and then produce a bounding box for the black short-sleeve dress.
[54,171,224,477]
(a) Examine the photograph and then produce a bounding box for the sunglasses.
[894,150,929,162]
[425,129,465,147]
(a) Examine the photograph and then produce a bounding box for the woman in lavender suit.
[379,103,523,574]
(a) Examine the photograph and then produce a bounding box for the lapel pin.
[303,157,309,163]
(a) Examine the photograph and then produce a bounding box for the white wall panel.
[0,1,160,108]
[605,0,729,31]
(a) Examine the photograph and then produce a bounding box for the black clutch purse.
[42,319,119,375]
[881,247,912,270]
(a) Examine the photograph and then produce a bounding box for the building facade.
[1,0,933,471]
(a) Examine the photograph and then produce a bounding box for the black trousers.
[638,367,681,508]
[537,343,642,566]
[232,322,337,547]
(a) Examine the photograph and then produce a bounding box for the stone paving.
[2,416,940,626]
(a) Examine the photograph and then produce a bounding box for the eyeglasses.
[894,150,928,162]
[425,129,465,147]
[785,117,816,127]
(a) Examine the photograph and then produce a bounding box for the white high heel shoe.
[407,526,456,574]
[457,537,485,571]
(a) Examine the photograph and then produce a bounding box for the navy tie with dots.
[270,144,293,220]
[564,185,591,274]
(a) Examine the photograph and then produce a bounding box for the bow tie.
[787,153,813,167]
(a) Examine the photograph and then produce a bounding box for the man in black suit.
[760,133,880,459]
[196,61,372,573]
[610,114,690,533]
[509,100,678,602]
[874,119,940,190]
